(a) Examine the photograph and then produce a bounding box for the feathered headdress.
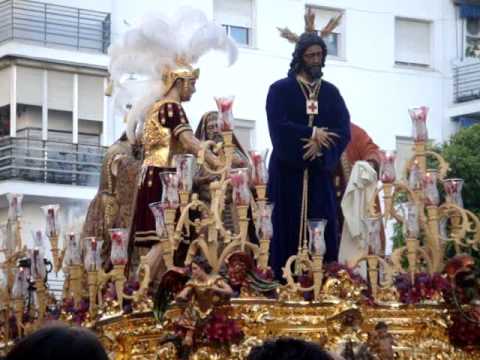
[108,7,238,144]
[277,8,343,43]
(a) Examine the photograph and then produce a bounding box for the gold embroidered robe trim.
[142,99,192,167]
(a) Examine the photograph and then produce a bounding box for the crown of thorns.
[277,8,343,43]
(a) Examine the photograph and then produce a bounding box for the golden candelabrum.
[0,204,151,351]
[0,212,48,342]
[3,107,480,360]
[158,130,270,274]
[356,108,480,304]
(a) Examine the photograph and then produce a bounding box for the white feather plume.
[108,7,238,144]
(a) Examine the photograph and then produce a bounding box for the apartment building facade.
[1,0,479,247]
[0,0,111,244]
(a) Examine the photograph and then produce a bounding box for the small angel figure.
[368,322,396,360]
[155,255,243,359]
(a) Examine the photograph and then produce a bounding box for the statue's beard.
[304,64,323,80]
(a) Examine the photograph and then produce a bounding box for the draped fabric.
[334,123,383,260]
[81,136,141,271]
[193,111,255,240]
[266,75,351,279]
[338,161,378,271]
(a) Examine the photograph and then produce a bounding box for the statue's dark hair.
[191,254,212,274]
[288,32,328,77]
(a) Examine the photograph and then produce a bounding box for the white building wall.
[107,0,458,150]
[0,0,461,150]
[0,0,467,243]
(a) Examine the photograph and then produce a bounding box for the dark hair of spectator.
[5,325,108,360]
[375,321,388,331]
[247,337,333,360]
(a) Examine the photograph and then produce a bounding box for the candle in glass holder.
[408,106,429,142]
[256,202,274,239]
[380,150,396,183]
[84,237,103,272]
[6,193,23,222]
[12,268,28,298]
[404,202,420,238]
[249,149,269,185]
[0,224,7,252]
[30,247,46,281]
[408,160,422,190]
[41,204,60,238]
[422,170,440,206]
[230,168,250,206]
[159,171,179,208]
[109,228,129,266]
[173,154,196,192]
[214,96,235,131]
[149,202,167,238]
[29,230,46,280]
[443,178,464,208]
[64,232,82,266]
[307,219,327,256]
[0,268,6,294]
[364,217,382,255]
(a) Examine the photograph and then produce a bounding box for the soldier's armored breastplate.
[142,117,172,167]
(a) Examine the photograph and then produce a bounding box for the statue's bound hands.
[301,138,321,161]
[313,127,339,149]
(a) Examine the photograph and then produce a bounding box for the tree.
[439,124,480,215]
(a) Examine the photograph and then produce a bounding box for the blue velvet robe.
[266,75,351,279]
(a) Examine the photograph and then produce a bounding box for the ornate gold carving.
[93,301,480,360]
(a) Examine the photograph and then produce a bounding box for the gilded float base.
[96,299,480,360]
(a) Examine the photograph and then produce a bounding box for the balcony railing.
[453,62,480,103]
[0,131,106,187]
[0,0,111,53]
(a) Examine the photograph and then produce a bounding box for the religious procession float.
[1,8,480,360]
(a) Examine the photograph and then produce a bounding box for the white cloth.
[338,161,378,268]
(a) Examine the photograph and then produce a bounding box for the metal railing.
[0,0,111,53]
[0,130,106,187]
[453,62,480,103]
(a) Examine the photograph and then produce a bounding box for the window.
[214,0,253,47]
[233,119,254,151]
[395,18,432,68]
[222,25,249,46]
[465,18,480,58]
[0,105,9,137]
[306,6,345,58]
[458,116,480,128]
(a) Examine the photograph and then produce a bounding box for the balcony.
[0,128,106,187]
[0,0,111,54]
[453,62,480,103]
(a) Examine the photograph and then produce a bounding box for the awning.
[460,3,480,18]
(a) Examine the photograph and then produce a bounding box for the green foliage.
[391,222,405,250]
[438,124,480,215]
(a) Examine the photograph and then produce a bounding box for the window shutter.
[0,68,10,107]
[214,0,252,28]
[48,70,73,111]
[395,18,431,65]
[78,74,104,121]
[17,66,43,106]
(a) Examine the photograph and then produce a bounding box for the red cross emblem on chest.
[306,99,318,115]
